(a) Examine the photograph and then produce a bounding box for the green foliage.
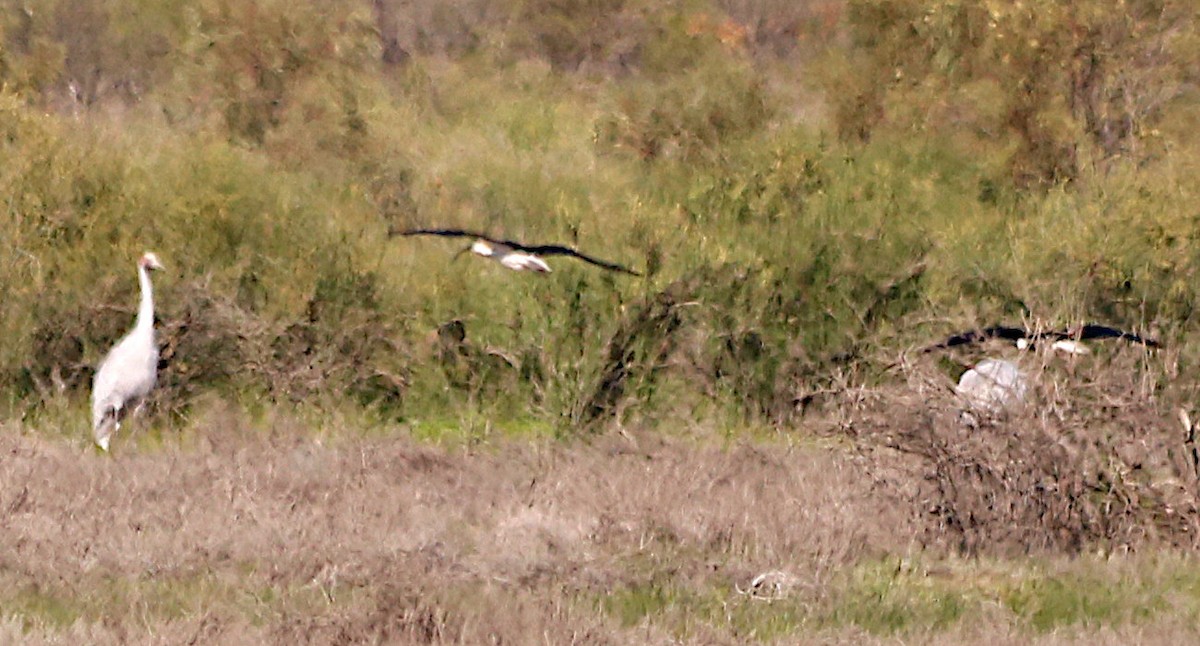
[167,0,380,147]
[0,91,404,416]
[0,0,1197,438]
[833,0,1198,187]
[595,47,774,162]
[508,0,637,71]
[592,554,1200,640]
[818,555,1200,636]
[832,564,969,634]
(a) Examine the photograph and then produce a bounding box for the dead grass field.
[5,372,1200,645]
[0,409,907,643]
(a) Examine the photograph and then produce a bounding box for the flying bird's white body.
[471,240,552,273]
[1014,337,1090,355]
[91,252,164,451]
[1048,339,1091,356]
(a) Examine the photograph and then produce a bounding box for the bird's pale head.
[471,240,494,257]
[139,252,164,271]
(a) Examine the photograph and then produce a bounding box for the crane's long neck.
[135,264,155,335]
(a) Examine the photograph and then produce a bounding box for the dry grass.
[0,405,912,643]
[5,354,1200,643]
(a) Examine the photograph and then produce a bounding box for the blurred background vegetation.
[0,0,1197,435]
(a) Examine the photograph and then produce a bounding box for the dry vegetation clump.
[831,345,1200,556]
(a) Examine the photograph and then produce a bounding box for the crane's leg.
[93,404,120,452]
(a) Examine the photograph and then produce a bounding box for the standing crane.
[91,252,164,451]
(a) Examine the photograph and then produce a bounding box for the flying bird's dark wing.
[518,244,642,276]
[389,227,492,240]
[1068,324,1161,348]
[981,326,1035,342]
[923,322,1162,353]
[922,325,1030,352]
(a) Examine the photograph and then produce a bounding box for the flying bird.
[91,252,165,451]
[391,227,641,276]
[923,323,1159,355]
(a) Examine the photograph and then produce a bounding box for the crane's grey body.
[955,358,1027,416]
[91,252,163,451]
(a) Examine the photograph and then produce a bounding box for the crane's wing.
[1067,324,1161,347]
[388,227,492,240]
[514,244,641,276]
[922,325,1030,352]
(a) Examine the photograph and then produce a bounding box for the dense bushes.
[0,100,400,411]
[831,0,1198,186]
[0,0,1197,440]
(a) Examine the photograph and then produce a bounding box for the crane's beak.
[452,245,472,262]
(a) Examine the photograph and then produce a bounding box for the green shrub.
[0,0,1197,442]
[831,0,1197,187]
[594,52,774,162]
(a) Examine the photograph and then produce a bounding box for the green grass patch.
[6,585,82,630]
[823,554,1200,636]
[405,412,552,445]
[826,560,971,634]
[591,553,1200,642]
[0,569,336,633]
[600,580,806,642]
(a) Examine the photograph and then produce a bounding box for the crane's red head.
[139,252,164,271]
